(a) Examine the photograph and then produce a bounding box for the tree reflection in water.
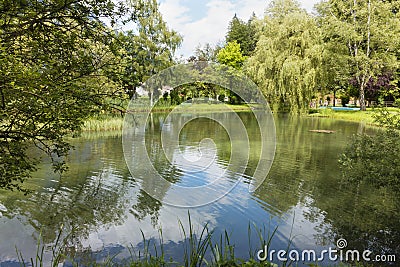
[0,114,398,265]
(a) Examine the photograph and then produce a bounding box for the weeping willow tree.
[245,0,323,113]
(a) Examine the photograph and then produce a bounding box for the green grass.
[80,106,400,133]
[80,104,254,132]
[82,115,125,132]
[308,107,400,125]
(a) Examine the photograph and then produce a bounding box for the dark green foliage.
[317,0,400,111]
[226,14,257,56]
[169,89,182,105]
[228,93,243,105]
[373,108,400,130]
[116,0,182,100]
[194,43,220,62]
[162,91,168,102]
[340,129,400,191]
[0,0,179,191]
[340,109,400,191]
[340,95,350,107]
[338,109,400,257]
[0,0,129,191]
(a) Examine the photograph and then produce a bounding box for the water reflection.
[123,111,273,207]
[0,135,134,260]
[0,114,398,266]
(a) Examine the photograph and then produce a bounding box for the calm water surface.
[0,113,398,266]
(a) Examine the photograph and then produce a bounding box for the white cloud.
[179,0,235,56]
[234,0,270,18]
[159,0,191,30]
[301,0,320,14]
[159,0,321,58]
[160,0,236,58]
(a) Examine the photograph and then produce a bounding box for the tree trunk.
[333,90,336,107]
[359,81,367,111]
[149,91,153,106]
[359,0,371,112]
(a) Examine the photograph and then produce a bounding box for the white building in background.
[160,86,173,96]
[136,85,173,97]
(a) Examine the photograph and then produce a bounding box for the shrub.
[373,108,400,130]
[340,107,400,191]
[340,95,350,107]
[340,130,400,191]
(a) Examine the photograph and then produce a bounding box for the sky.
[158,0,322,58]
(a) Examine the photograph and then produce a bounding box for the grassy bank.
[81,104,253,132]
[83,115,125,132]
[308,107,400,125]
[81,106,400,133]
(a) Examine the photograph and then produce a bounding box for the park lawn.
[308,107,400,125]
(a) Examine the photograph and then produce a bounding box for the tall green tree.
[226,13,257,56]
[180,44,222,100]
[192,43,220,62]
[0,0,179,191]
[216,41,247,104]
[118,0,182,101]
[217,41,247,70]
[246,0,322,113]
[267,0,303,17]
[317,0,400,110]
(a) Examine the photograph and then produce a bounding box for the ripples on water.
[0,113,398,266]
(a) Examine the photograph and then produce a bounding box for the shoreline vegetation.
[308,107,400,126]
[80,104,400,133]
[81,103,254,132]
[15,214,370,267]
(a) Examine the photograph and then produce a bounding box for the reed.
[82,115,125,132]
[14,214,368,267]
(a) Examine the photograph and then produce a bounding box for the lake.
[0,112,398,266]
